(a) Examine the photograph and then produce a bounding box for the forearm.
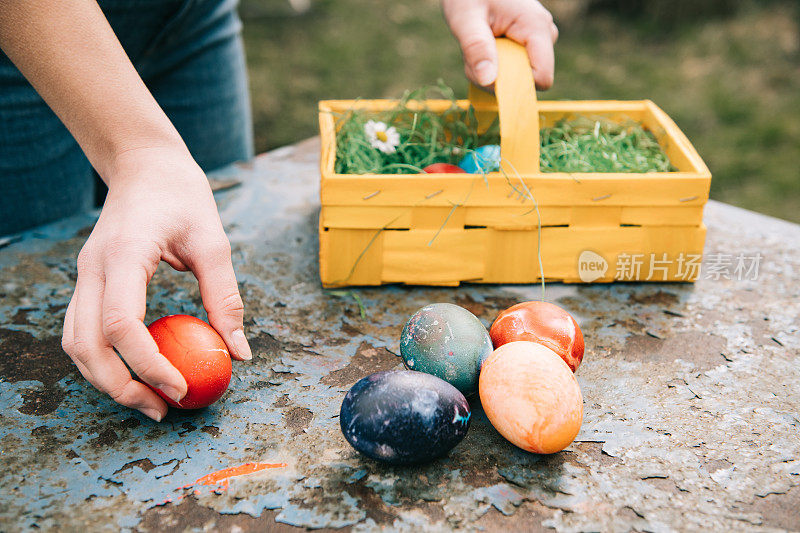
[0,0,187,180]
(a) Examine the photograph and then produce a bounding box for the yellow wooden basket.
[318,39,711,287]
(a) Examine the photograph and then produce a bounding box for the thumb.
[190,242,252,361]
[447,9,498,87]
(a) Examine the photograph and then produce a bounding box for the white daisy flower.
[364,120,400,154]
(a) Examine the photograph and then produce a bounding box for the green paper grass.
[539,116,675,173]
[333,83,674,175]
[333,82,499,175]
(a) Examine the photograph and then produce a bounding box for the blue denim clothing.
[0,0,253,236]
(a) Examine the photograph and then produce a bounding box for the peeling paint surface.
[1,138,798,532]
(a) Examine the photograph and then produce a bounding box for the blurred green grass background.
[240,0,800,222]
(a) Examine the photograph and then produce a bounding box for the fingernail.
[232,329,252,360]
[475,60,496,86]
[159,385,185,403]
[141,408,163,422]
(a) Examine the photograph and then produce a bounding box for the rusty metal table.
[1,138,798,532]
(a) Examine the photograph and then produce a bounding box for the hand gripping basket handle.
[468,38,540,174]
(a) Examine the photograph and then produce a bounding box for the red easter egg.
[489,301,584,372]
[423,163,464,174]
[147,315,232,409]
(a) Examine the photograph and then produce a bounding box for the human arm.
[0,1,251,421]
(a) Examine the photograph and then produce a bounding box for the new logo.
[578,250,608,282]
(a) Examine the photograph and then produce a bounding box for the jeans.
[0,0,253,236]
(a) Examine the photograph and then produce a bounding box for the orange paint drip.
[180,462,287,493]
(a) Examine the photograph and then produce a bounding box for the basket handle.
[468,38,540,173]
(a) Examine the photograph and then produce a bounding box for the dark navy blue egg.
[339,370,471,465]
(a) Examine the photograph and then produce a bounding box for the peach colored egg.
[479,341,583,454]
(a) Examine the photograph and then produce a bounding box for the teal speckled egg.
[458,145,501,174]
[400,303,493,396]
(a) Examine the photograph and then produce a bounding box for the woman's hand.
[442,0,559,89]
[61,146,251,422]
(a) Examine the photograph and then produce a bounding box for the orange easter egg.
[479,341,583,454]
